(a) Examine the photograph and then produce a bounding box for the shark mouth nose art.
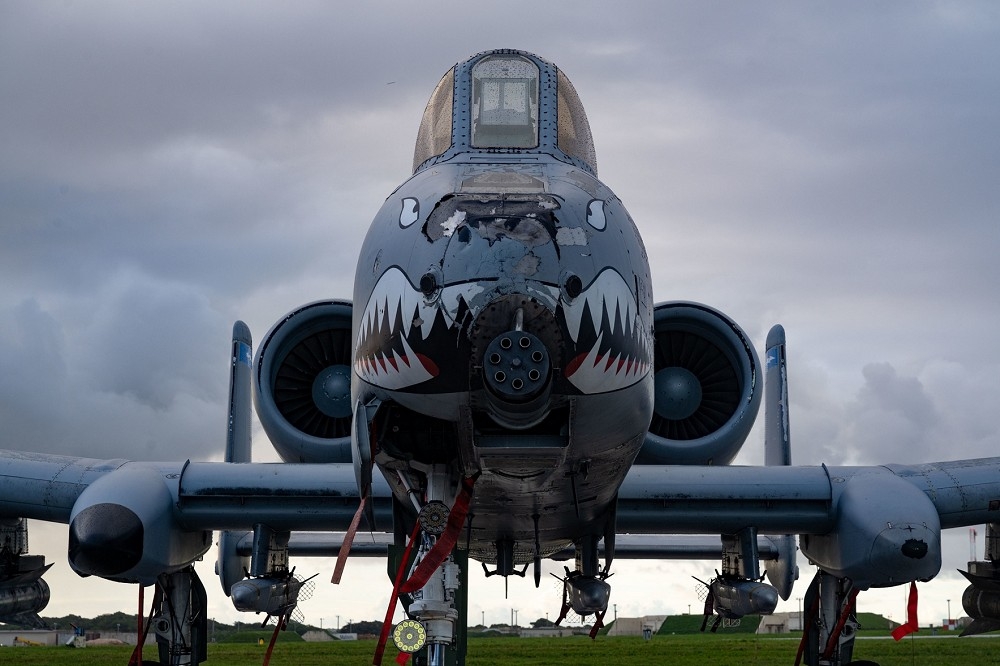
[561,268,651,394]
[354,266,482,391]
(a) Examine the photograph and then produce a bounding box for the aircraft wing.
[226,531,784,561]
[6,447,995,524]
[3,446,1000,664]
[0,450,392,532]
[0,450,129,524]
[618,458,1000,533]
[4,448,998,583]
[617,457,1000,590]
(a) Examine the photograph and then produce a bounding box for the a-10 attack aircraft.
[2,48,1000,666]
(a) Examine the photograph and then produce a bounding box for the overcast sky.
[2,1,999,636]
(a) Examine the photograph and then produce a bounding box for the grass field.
[4,634,1000,665]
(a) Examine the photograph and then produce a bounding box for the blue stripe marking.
[237,341,252,367]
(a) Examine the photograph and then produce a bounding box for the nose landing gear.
[379,468,476,666]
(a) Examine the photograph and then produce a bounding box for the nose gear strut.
[375,471,477,666]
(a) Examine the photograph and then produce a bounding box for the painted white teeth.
[562,268,651,394]
[357,265,652,394]
[563,268,637,344]
[356,268,490,390]
[355,334,436,390]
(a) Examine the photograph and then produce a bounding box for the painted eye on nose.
[399,197,420,227]
[586,199,606,230]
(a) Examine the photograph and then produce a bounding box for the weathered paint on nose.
[437,197,562,289]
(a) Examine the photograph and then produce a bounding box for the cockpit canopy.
[471,54,539,149]
[412,49,597,176]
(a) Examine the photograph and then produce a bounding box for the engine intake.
[254,300,354,463]
[637,302,761,465]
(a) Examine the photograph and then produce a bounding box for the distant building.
[757,612,804,634]
[758,612,914,635]
[520,627,575,638]
[939,617,970,631]
[606,616,668,637]
[0,629,138,646]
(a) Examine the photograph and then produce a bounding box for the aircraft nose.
[483,329,551,403]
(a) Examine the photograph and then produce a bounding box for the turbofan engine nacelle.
[637,302,761,465]
[800,470,941,588]
[254,300,354,463]
[68,465,211,585]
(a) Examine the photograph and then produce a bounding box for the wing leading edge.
[3,449,999,583]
